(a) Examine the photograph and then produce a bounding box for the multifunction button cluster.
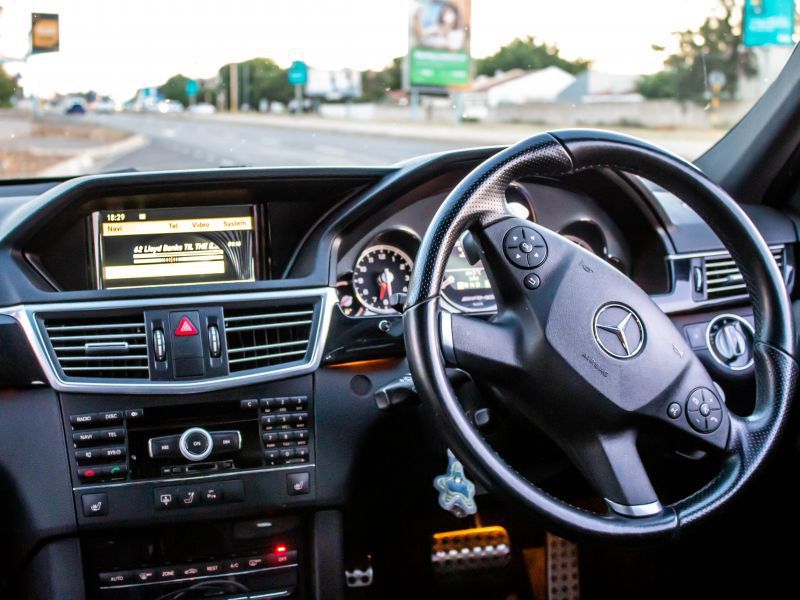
[503,226,548,269]
[154,478,243,510]
[70,409,141,483]
[242,395,311,466]
[148,427,242,462]
[98,546,297,588]
[685,387,723,433]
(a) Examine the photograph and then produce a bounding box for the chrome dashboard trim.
[0,287,337,394]
[665,245,785,261]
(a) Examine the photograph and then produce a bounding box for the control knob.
[179,427,213,461]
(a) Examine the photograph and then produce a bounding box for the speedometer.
[353,245,413,314]
[441,234,497,313]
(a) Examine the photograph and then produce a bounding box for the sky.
[0,0,725,100]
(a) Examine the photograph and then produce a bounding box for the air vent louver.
[704,247,784,299]
[44,313,149,379]
[224,304,314,373]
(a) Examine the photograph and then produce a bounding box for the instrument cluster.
[336,182,621,316]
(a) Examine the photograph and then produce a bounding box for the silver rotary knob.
[179,427,213,461]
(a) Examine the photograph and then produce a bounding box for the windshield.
[0,0,795,178]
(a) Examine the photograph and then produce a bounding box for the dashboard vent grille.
[224,304,314,373]
[44,313,149,379]
[704,247,784,299]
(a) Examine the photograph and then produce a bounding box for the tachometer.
[441,234,497,313]
[353,245,413,314]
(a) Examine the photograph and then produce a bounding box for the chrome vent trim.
[0,287,335,394]
[44,314,149,379]
[224,305,314,372]
[704,247,784,299]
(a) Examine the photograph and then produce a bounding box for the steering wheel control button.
[179,427,213,461]
[523,273,541,290]
[81,493,109,517]
[686,387,723,433]
[504,226,547,269]
[667,402,682,419]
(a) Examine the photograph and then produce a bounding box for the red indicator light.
[85,469,96,477]
[275,545,287,554]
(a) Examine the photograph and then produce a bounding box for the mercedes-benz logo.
[593,303,645,359]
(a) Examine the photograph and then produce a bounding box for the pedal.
[431,525,511,573]
[546,533,580,600]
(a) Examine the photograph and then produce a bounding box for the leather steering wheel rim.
[403,130,799,541]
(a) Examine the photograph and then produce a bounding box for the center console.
[61,377,317,599]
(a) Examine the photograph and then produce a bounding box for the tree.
[0,67,18,107]
[476,37,591,77]
[637,0,756,102]
[219,58,293,109]
[159,74,191,106]
[361,57,403,102]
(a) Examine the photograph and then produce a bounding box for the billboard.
[408,0,471,88]
[31,13,60,54]
[743,0,795,47]
[306,68,362,100]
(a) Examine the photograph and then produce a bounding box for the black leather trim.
[674,342,799,528]
[405,134,572,307]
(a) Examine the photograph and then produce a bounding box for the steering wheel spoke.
[568,431,662,517]
[439,310,522,381]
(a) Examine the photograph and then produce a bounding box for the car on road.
[188,102,216,114]
[157,99,185,114]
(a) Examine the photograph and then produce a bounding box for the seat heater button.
[177,486,200,507]
[81,493,109,517]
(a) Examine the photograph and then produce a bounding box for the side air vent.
[44,313,149,379]
[704,247,784,299]
[224,304,314,373]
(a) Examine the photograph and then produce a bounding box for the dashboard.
[0,146,796,599]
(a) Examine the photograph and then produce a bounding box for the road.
[85,113,461,172]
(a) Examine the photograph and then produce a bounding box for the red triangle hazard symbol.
[175,316,198,336]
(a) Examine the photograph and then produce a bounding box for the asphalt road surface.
[86,113,460,172]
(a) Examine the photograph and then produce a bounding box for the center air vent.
[704,247,784,299]
[44,313,149,379]
[224,304,314,373]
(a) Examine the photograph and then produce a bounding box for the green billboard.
[408,0,471,88]
[744,0,795,47]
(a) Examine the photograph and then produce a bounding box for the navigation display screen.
[95,205,256,289]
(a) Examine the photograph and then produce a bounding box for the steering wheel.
[403,130,798,540]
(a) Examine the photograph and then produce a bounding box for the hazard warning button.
[174,316,198,337]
